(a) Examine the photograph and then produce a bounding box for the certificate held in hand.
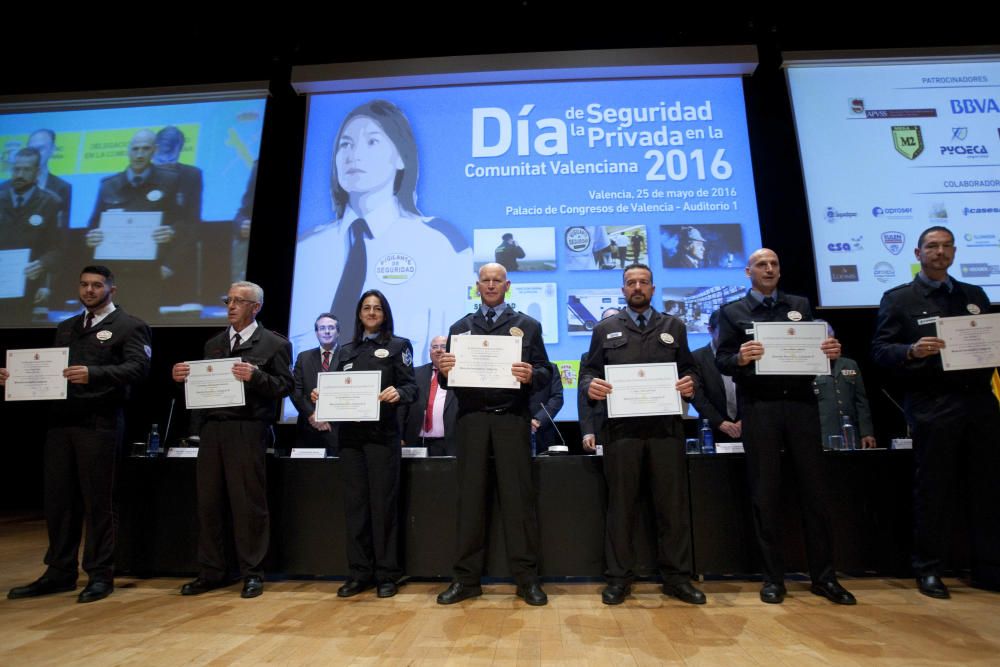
[753,321,830,376]
[447,334,520,389]
[184,358,245,409]
[315,371,381,422]
[4,348,69,401]
[605,362,682,418]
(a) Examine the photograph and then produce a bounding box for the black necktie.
[486,308,496,325]
[762,296,775,309]
[85,313,94,329]
[131,176,142,188]
[636,314,646,329]
[14,195,24,208]
[231,333,241,352]
[330,218,371,342]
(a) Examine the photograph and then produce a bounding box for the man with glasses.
[171,281,292,599]
[291,313,340,455]
[400,336,458,456]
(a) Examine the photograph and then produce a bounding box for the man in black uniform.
[872,226,1000,597]
[716,248,856,605]
[172,280,292,599]
[290,313,340,454]
[27,129,72,224]
[691,309,741,443]
[435,262,550,605]
[494,232,526,272]
[153,126,204,302]
[4,265,151,603]
[86,129,185,320]
[0,147,64,324]
[399,335,459,456]
[580,263,705,605]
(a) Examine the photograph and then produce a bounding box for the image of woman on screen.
[316,289,416,599]
[292,99,473,367]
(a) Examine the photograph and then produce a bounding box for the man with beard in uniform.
[580,263,705,605]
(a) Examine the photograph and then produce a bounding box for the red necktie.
[423,369,438,432]
[321,350,331,371]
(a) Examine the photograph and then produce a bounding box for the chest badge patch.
[374,349,389,358]
[607,331,623,339]
[96,330,112,342]
[28,214,43,226]
[402,348,412,366]
[660,333,675,344]
[509,326,524,337]
[967,303,981,315]
[343,362,354,371]
[147,189,163,202]
[787,310,803,322]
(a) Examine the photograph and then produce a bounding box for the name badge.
[96,330,112,341]
[917,316,939,326]
[787,310,803,322]
[967,304,981,315]
[606,331,623,339]
[660,333,675,344]
[745,328,755,335]
[841,369,857,376]
[509,326,524,337]
[374,349,389,358]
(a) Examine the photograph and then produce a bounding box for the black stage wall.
[1,10,995,509]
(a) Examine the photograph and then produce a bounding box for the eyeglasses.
[222,296,258,307]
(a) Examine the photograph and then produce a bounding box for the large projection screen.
[0,85,268,326]
[785,50,1000,308]
[287,48,762,422]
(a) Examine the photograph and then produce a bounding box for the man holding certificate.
[435,262,551,606]
[171,281,292,599]
[872,226,1000,598]
[4,265,151,604]
[579,263,704,606]
[716,248,855,606]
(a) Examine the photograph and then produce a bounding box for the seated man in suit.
[529,362,564,453]
[291,312,341,455]
[691,309,741,442]
[400,335,458,456]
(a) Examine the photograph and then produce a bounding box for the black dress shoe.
[77,580,114,604]
[180,577,229,596]
[377,581,398,598]
[810,579,856,605]
[337,579,374,598]
[436,581,483,605]
[7,576,76,600]
[516,582,548,606]
[241,576,264,599]
[662,581,707,605]
[917,574,950,599]
[760,583,787,604]
[602,583,630,605]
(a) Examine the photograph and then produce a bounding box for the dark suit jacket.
[529,362,564,451]
[195,323,293,424]
[399,363,459,453]
[440,306,551,415]
[291,346,339,451]
[0,183,63,269]
[40,172,72,225]
[691,343,738,440]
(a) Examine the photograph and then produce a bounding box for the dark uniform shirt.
[336,335,417,443]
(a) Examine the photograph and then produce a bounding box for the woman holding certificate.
[315,289,416,599]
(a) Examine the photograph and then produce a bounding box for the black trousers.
[453,410,540,585]
[741,395,836,585]
[603,420,692,586]
[43,414,122,583]
[339,439,402,583]
[909,390,1000,583]
[196,420,269,579]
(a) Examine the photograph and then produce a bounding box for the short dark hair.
[622,262,653,284]
[315,312,339,330]
[14,147,41,166]
[353,289,395,345]
[81,265,115,285]
[29,128,56,144]
[917,225,954,249]
[331,100,421,220]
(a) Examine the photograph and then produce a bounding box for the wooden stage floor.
[1,516,998,666]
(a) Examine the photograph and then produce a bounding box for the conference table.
[117,450,956,579]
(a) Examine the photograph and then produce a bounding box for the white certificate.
[0,248,30,299]
[754,321,830,376]
[94,210,162,261]
[315,371,381,421]
[4,347,69,401]
[937,313,1000,371]
[448,334,521,389]
[605,362,682,418]
[184,358,245,409]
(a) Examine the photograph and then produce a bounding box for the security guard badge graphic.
[891,125,924,160]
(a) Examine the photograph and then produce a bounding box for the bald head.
[477,262,510,308]
[128,130,157,174]
[745,248,781,295]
